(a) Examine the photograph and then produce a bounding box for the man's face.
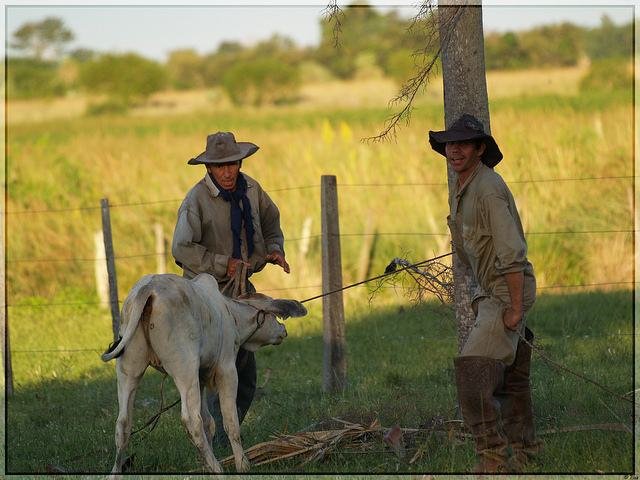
[445,140,486,176]
[207,161,240,191]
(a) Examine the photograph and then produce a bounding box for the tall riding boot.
[496,327,544,470]
[454,356,509,473]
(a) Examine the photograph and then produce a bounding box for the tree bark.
[438,0,491,353]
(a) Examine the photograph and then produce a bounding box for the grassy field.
[4,289,634,476]
[3,65,637,478]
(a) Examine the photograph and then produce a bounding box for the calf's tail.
[101,285,155,362]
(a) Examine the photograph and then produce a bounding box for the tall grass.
[6,67,634,307]
[4,66,635,477]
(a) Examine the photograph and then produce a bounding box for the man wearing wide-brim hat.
[172,131,290,445]
[429,114,542,473]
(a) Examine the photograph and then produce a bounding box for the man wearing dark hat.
[172,131,290,446]
[429,114,543,473]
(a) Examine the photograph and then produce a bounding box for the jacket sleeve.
[171,198,229,281]
[483,192,528,275]
[257,185,285,256]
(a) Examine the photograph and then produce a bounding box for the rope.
[112,252,634,459]
[517,330,636,405]
[131,374,180,440]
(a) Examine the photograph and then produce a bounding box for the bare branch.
[369,256,454,321]
[322,0,344,51]
[364,3,466,143]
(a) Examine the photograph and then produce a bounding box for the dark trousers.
[207,347,257,444]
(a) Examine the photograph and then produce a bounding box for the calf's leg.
[171,367,223,474]
[110,353,147,476]
[216,367,250,472]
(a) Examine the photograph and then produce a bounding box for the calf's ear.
[266,299,307,320]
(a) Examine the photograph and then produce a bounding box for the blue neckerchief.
[209,172,255,260]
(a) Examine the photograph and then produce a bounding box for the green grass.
[4,72,636,478]
[5,288,634,476]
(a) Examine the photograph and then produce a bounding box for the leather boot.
[454,356,509,473]
[496,327,544,470]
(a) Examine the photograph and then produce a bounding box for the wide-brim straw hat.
[188,131,259,165]
[428,113,503,168]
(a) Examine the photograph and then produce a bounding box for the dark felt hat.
[188,131,259,165]
[428,114,503,167]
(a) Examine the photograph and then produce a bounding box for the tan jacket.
[447,162,536,308]
[172,172,285,281]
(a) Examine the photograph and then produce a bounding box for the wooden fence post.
[94,230,109,308]
[100,198,121,341]
[321,175,347,392]
[1,212,13,396]
[154,222,166,274]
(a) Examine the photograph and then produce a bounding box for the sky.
[3,1,637,63]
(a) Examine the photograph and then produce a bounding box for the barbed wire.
[4,174,634,216]
[10,331,635,355]
[6,280,636,309]
[5,228,635,265]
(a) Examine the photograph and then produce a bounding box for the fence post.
[94,230,109,308]
[154,222,166,274]
[100,198,121,341]
[1,212,13,396]
[321,175,346,392]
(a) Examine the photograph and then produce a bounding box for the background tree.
[438,0,489,351]
[78,53,167,106]
[10,17,74,61]
[325,0,491,349]
[585,14,634,60]
[222,57,300,106]
[5,58,65,99]
[167,49,206,90]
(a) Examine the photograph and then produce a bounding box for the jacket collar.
[203,172,254,197]
[455,161,485,198]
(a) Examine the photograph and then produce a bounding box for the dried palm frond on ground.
[221,415,468,468]
[221,414,633,470]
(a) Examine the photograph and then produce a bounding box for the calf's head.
[236,292,307,351]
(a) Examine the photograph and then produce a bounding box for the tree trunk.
[438,0,491,353]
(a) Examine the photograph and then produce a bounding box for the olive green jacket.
[172,172,285,281]
[447,162,536,308]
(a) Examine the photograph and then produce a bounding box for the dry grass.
[5,65,633,305]
[6,65,589,124]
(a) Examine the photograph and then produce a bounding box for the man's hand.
[503,307,523,331]
[227,258,251,278]
[267,251,290,274]
[503,270,525,331]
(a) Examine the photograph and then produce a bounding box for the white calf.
[101,273,306,477]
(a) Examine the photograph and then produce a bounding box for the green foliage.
[77,52,167,103]
[484,31,531,70]
[166,48,206,90]
[585,14,634,61]
[579,58,633,93]
[222,57,301,106]
[6,58,66,99]
[6,9,636,102]
[315,5,428,80]
[9,16,74,61]
[386,48,418,86]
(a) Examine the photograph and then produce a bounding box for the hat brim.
[188,142,259,165]
[429,130,502,168]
